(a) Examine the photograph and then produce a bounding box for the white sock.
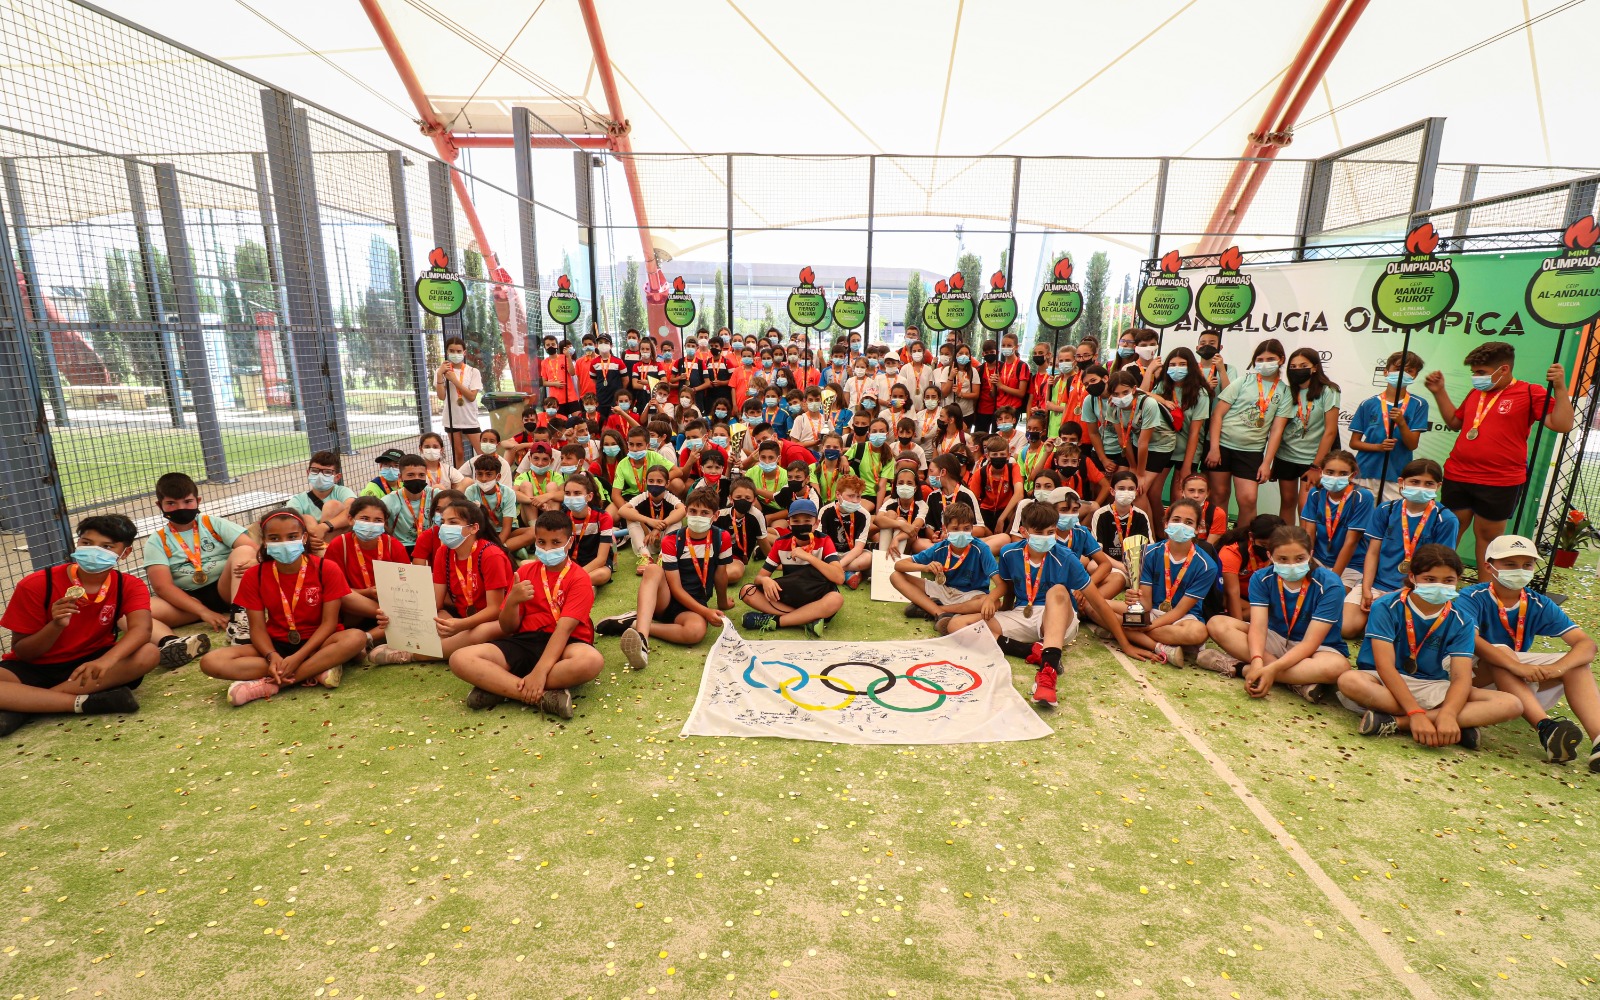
[73,694,88,713]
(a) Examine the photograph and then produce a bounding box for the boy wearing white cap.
[1460,534,1600,770]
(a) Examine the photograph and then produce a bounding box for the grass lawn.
[3,553,1600,998]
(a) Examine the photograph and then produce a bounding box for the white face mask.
[480,442,498,455]
[421,447,442,462]
[1494,566,1536,590]
[1113,488,1137,506]
[447,352,465,364]
[685,514,713,534]
[1134,344,1158,361]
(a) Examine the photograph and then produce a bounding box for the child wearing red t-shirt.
[200,510,366,706]
[326,495,410,645]
[448,511,602,718]
[966,434,1023,534]
[0,514,168,734]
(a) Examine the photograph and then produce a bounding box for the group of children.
[0,325,1594,773]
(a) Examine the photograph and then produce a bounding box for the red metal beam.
[576,0,670,342]
[454,134,611,149]
[1197,0,1345,254]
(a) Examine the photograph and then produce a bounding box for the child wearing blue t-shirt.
[1199,524,1349,700]
[1347,351,1429,498]
[1299,450,1372,590]
[1335,543,1520,749]
[892,501,999,620]
[1343,459,1459,640]
[1051,488,1116,589]
[1106,498,1218,667]
[1461,534,1600,771]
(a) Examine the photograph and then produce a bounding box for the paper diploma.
[374,561,443,659]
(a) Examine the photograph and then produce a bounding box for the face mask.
[1085,382,1106,398]
[351,520,386,542]
[762,359,774,369]
[1056,514,1078,532]
[1135,345,1158,361]
[1321,475,1350,493]
[1034,488,1050,502]
[598,343,612,355]
[1400,486,1436,504]
[447,352,464,364]
[421,448,442,462]
[790,524,813,540]
[896,484,915,499]
[758,461,778,474]
[946,530,973,549]
[714,409,729,419]
[775,378,789,389]
[1165,522,1197,544]
[685,514,713,534]
[1117,346,1135,358]
[996,422,1015,433]
[546,406,560,415]
[987,456,1006,469]
[627,338,640,349]
[1287,368,1312,386]
[266,540,305,564]
[712,435,729,448]
[1110,393,1133,409]
[616,401,632,412]
[648,437,661,449]
[558,464,577,476]
[1255,361,1279,378]
[957,355,971,366]
[806,401,823,413]
[627,449,648,462]
[379,467,399,482]
[577,435,592,446]
[839,499,861,514]
[1195,344,1219,360]
[732,497,753,514]
[534,546,568,568]
[925,399,939,409]
[1027,534,1057,554]
[1063,360,1079,373]
[1412,583,1458,605]
[603,444,621,458]
[927,474,942,489]
[1058,465,1078,477]
[746,388,759,398]
[1495,566,1536,590]
[765,399,779,410]
[983,353,998,365]
[528,462,551,474]
[1113,488,1137,506]
[684,438,704,451]
[646,484,668,498]
[307,472,336,492]
[1026,430,1043,443]
[1001,347,1015,359]
[1470,373,1497,391]
[438,524,467,549]
[1166,367,1188,382]
[584,404,597,413]
[1273,560,1310,582]
[71,545,119,573]
[1033,355,1047,367]
[869,432,887,447]
[401,479,427,495]
[480,442,499,455]
[583,343,595,354]
[911,351,923,362]
[1386,372,1416,388]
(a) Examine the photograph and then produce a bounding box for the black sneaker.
[1458,726,1481,751]
[465,687,507,710]
[159,633,210,669]
[1589,743,1600,774]
[742,612,776,632]
[0,711,26,737]
[225,605,251,644]
[1539,717,1583,764]
[903,603,932,619]
[1358,710,1398,737]
[75,687,139,715]
[595,611,637,637]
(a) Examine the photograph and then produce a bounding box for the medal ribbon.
[160,525,205,576]
[350,534,375,589]
[1256,375,1278,420]
[1495,591,1528,652]
[67,564,111,604]
[941,540,970,575]
[567,511,594,556]
[1379,392,1410,438]
[1163,549,1192,608]
[1277,577,1309,636]
[1401,596,1452,668]
[1400,502,1434,566]
[1466,380,1515,439]
[684,531,714,592]
[272,558,309,636]
[402,491,426,535]
[1322,491,1348,543]
[450,542,480,610]
[538,561,571,616]
[1023,552,1046,607]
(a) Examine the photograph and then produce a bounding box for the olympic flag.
[680,622,1053,745]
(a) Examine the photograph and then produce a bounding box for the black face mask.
[523,420,538,431]
[1027,430,1043,442]
[984,352,998,363]
[937,421,949,433]
[1033,355,1047,366]
[646,484,667,497]
[1287,368,1313,386]
[988,456,1007,469]
[898,436,913,445]
[732,497,753,514]
[1085,382,1107,398]
[1058,465,1079,476]
[789,523,813,540]
[1195,344,1219,360]
[401,479,427,495]
[164,506,199,525]
[852,425,868,437]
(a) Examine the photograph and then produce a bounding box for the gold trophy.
[1121,534,1149,628]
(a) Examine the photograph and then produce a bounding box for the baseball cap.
[788,498,818,517]
[376,448,405,464]
[1484,535,1538,561]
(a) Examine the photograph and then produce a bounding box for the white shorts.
[1353,477,1397,499]
[1474,647,1570,711]
[1337,672,1452,713]
[925,580,985,606]
[992,603,1079,646]
[1339,566,1364,589]
[1344,585,1389,606]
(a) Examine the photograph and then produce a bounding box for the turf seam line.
[1105,646,1441,1000]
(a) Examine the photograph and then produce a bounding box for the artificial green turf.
[2,555,1599,998]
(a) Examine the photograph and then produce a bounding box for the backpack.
[1140,390,1185,434]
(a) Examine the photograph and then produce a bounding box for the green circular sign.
[1526,254,1600,330]
[1035,283,1082,331]
[415,274,466,318]
[977,292,1017,332]
[923,298,946,331]
[788,290,827,328]
[1136,278,1193,329]
[546,290,582,327]
[664,293,696,329]
[1372,264,1459,329]
[937,292,974,331]
[1194,277,1255,329]
[833,294,867,330]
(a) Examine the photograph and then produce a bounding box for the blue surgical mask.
[808,401,823,413]
[1385,372,1416,388]
[839,500,861,514]
[1272,561,1310,582]
[762,358,774,369]
[869,432,887,447]
[308,472,336,492]
[714,409,729,419]
[1165,523,1196,544]
[712,435,729,448]
[351,521,386,542]
[438,524,467,548]
[265,540,305,564]
[1166,367,1189,382]
[576,435,591,445]
[946,530,973,549]
[1470,374,1495,391]
[862,399,877,410]
[616,401,632,412]
[534,545,568,568]
[432,513,444,527]
[684,438,704,451]
[1026,534,1057,554]
[1412,583,1458,605]
[1400,486,1437,504]
[71,545,119,574]
[775,377,789,389]
[1321,475,1350,493]
[1001,347,1014,358]
[380,467,399,483]
[927,474,942,489]
[563,496,589,513]
[559,464,577,475]
[603,444,621,458]
[997,422,1014,433]
[1255,361,1279,377]
[1117,346,1134,358]
[759,461,778,474]
[1056,514,1078,532]
[627,449,648,462]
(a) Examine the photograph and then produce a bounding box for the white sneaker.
[225,606,251,644]
[1193,647,1240,678]
[620,628,649,671]
[1154,642,1183,666]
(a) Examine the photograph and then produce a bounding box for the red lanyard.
[1401,595,1452,666]
[1295,389,1313,425]
[1163,548,1192,606]
[272,559,309,630]
[841,509,857,550]
[941,541,970,574]
[683,531,714,591]
[402,491,426,534]
[1322,490,1348,541]
[67,565,110,604]
[1495,591,1528,651]
[1379,392,1410,437]
[1276,578,1309,635]
[1112,508,1133,543]
[1256,376,1278,420]
[350,536,378,588]
[538,562,571,616]
[159,524,205,577]
[1400,503,1435,564]
[450,542,480,609]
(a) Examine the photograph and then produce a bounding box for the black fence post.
[1,158,71,428]
[389,150,432,436]
[124,160,185,429]
[290,108,353,454]
[511,107,544,393]
[251,151,304,433]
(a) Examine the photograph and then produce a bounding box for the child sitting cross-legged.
[740,498,845,637]
[618,464,685,573]
[891,500,998,621]
[1335,543,1521,749]
[447,511,603,719]
[1198,524,1351,700]
[614,487,732,669]
[819,474,872,589]
[1105,498,1218,667]
[560,472,613,588]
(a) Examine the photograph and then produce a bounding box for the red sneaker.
[1024,642,1043,666]
[1032,666,1058,706]
[845,572,862,590]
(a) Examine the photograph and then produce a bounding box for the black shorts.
[1144,450,1174,474]
[1103,451,1128,470]
[3,647,142,689]
[1441,478,1522,522]
[1212,445,1264,480]
[1270,456,1313,482]
[492,631,554,678]
[444,426,480,436]
[979,507,1004,532]
[270,638,305,658]
[777,571,835,608]
[178,580,232,615]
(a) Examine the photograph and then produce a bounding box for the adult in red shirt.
[995,333,1032,413]
[0,514,163,731]
[448,510,602,718]
[1425,342,1574,570]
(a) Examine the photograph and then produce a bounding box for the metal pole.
[251,150,304,433]
[861,154,876,363]
[124,160,185,428]
[1,159,71,427]
[1533,327,1599,592]
[1005,156,1021,292]
[726,153,734,342]
[511,107,544,393]
[1369,323,1413,505]
[1515,326,1567,536]
[578,153,601,347]
[428,159,460,342]
[153,163,230,484]
[389,150,432,436]
[291,108,353,454]
[1403,117,1448,232]
[1148,158,1171,351]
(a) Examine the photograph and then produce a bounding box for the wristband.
[1405,708,1427,717]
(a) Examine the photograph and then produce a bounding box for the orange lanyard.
[1295,389,1312,425]
[627,457,647,486]
[1023,552,1047,606]
[1322,490,1348,541]
[538,562,571,615]
[67,565,110,604]
[732,515,748,555]
[1018,446,1045,481]
[941,541,971,574]
[426,465,450,488]
[1256,376,1278,419]
[1379,392,1410,437]
[1495,591,1528,651]
[1276,578,1309,635]
[683,531,714,591]
[479,484,505,510]
[1112,508,1133,544]
[1163,549,1192,606]
[350,536,379,589]
[159,525,205,575]
[1466,381,1515,439]
[1400,503,1435,564]
[450,542,480,609]
[1401,597,1452,667]
[841,509,857,550]
[271,559,309,631]
[1112,409,1132,453]
[522,469,555,494]
[816,465,838,501]
[402,492,427,534]
[567,511,594,556]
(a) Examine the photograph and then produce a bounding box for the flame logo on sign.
[844,276,859,293]
[428,247,449,269]
[989,270,1006,290]
[798,265,816,285]
[948,271,965,291]
[556,274,571,291]
[1054,257,1073,282]
[1405,223,1440,256]
[1160,250,1182,275]
[1564,216,1599,251]
[1218,246,1243,272]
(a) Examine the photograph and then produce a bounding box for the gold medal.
[287,630,302,644]
[1465,429,1478,440]
[1255,414,1266,428]
[193,568,208,584]
[64,585,87,602]
[1022,604,1034,619]
[1398,559,1410,574]
[1160,600,1171,612]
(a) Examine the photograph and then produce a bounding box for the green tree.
[84,282,130,382]
[762,303,777,333]
[903,271,925,337]
[618,256,642,335]
[462,249,496,379]
[1083,250,1111,339]
[711,268,727,331]
[949,253,983,345]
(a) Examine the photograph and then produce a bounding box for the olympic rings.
[906,660,982,696]
[865,673,947,713]
[819,661,896,696]
[780,673,855,711]
[744,655,810,692]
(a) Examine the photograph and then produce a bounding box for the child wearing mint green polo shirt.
[380,456,436,552]
[1262,349,1340,529]
[286,451,355,550]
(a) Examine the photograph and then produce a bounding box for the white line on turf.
[1106,646,1441,1000]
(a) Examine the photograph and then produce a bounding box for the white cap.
[1484,535,1538,561]
[1041,487,1077,505]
